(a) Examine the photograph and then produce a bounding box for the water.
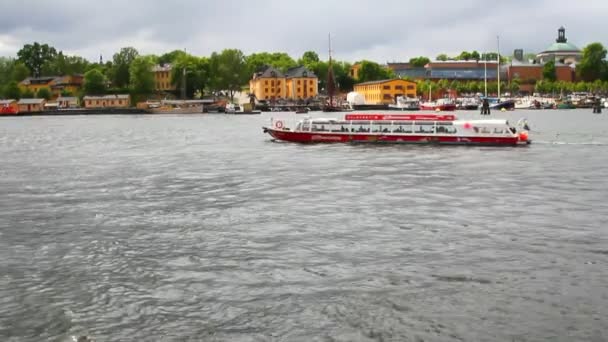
[1,110,607,341]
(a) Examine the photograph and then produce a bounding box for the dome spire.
[556,26,567,43]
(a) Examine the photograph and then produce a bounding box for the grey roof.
[0,99,17,104]
[19,77,59,85]
[255,66,284,78]
[285,65,316,78]
[18,98,46,104]
[57,96,78,101]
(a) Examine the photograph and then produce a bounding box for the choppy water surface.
[1,110,607,341]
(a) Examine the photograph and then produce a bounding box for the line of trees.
[1,43,393,102]
[1,42,607,101]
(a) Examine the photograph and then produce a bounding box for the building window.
[297,87,301,92]
[384,94,392,99]
[277,81,281,86]
[297,80,301,85]
[310,80,314,85]
[383,85,390,90]
[265,80,268,85]
[96,100,99,105]
[407,85,414,90]
[271,80,274,86]
[395,85,403,90]
[265,88,269,93]
[310,88,313,93]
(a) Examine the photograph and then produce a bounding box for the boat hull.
[419,104,456,111]
[263,128,528,146]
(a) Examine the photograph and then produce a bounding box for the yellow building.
[349,63,362,80]
[19,75,83,98]
[83,94,130,108]
[153,64,176,91]
[353,79,417,104]
[249,65,317,101]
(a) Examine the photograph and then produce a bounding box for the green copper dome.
[544,42,580,52]
[542,27,580,53]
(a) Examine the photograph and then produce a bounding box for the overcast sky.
[1,0,607,63]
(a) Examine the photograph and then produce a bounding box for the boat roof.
[454,119,508,125]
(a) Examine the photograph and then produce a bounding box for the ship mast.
[328,33,334,108]
[497,35,500,100]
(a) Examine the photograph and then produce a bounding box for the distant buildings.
[353,79,417,104]
[153,64,176,92]
[249,65,318,101]
[83,94,130,108]
[387,26,582,94]
[18,75,83,98]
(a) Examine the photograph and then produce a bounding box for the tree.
[299,51,320,66]
[171,55,210,98]
[436,54,448,61]
[209,49,249,102]
[36,87,52,100]
[357,60,394,83]
[41,52,90,76]
[11,62,30,82]
[22,88,35,98]
[457,51,471,61]
[577,42,607,82]
[542,60,556,82]
[129,56,155,95]
[111,47,139,88]
[3,81,21,99]
[509,78,521,94]
[83,69,107,95]
[17,42,58,77]
[470,51,481,61]
[158,50,187,65]
[60,89,73,97]
[409,56,430,67]
[245,52,297,74]
[0,57,16,86]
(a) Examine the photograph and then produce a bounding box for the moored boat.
[419,98,456,111]
[388,96,420,111]
[263,113,530,146]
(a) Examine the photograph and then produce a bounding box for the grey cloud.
[0,0,606,63]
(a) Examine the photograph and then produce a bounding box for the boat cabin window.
[414,121,435,133]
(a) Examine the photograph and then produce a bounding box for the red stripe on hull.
[264,128,527,146]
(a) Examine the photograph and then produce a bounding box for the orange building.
[83,94,130,108]
[19,75,83,98]
[17,98,46,112]
[249,65,318,101]
[153,64,176,91]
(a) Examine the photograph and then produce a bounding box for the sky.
[1,0,607,63]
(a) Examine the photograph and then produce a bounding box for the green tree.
[576,42,607,82]
[36,87,52,100]
[17,42,58,77]
[436,54,448,61]
[3,81,21,99]
[542,60,556,81]
[246,52,297,74]
[83,69,107,95]
[409,56,430,67]
[41,52,90,76]
[299,51,320,66]
[357,60,394,82]
[22,88,35,98]
[129,56,155,95]
[509,78,521,94]
[457,51,471,61]
[158,50,187,65]
[171,54,210,98]
[470,51,481,61]
[111,47,139,88]
[209,49,249,102]
[60,89,74,97]
[332,61,355,92]
[11,62,30,82]
[0,57,16,86]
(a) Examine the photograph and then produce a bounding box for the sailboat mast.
[328,33,333,107]
[497,35,500,99]
[484,53,487,97]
